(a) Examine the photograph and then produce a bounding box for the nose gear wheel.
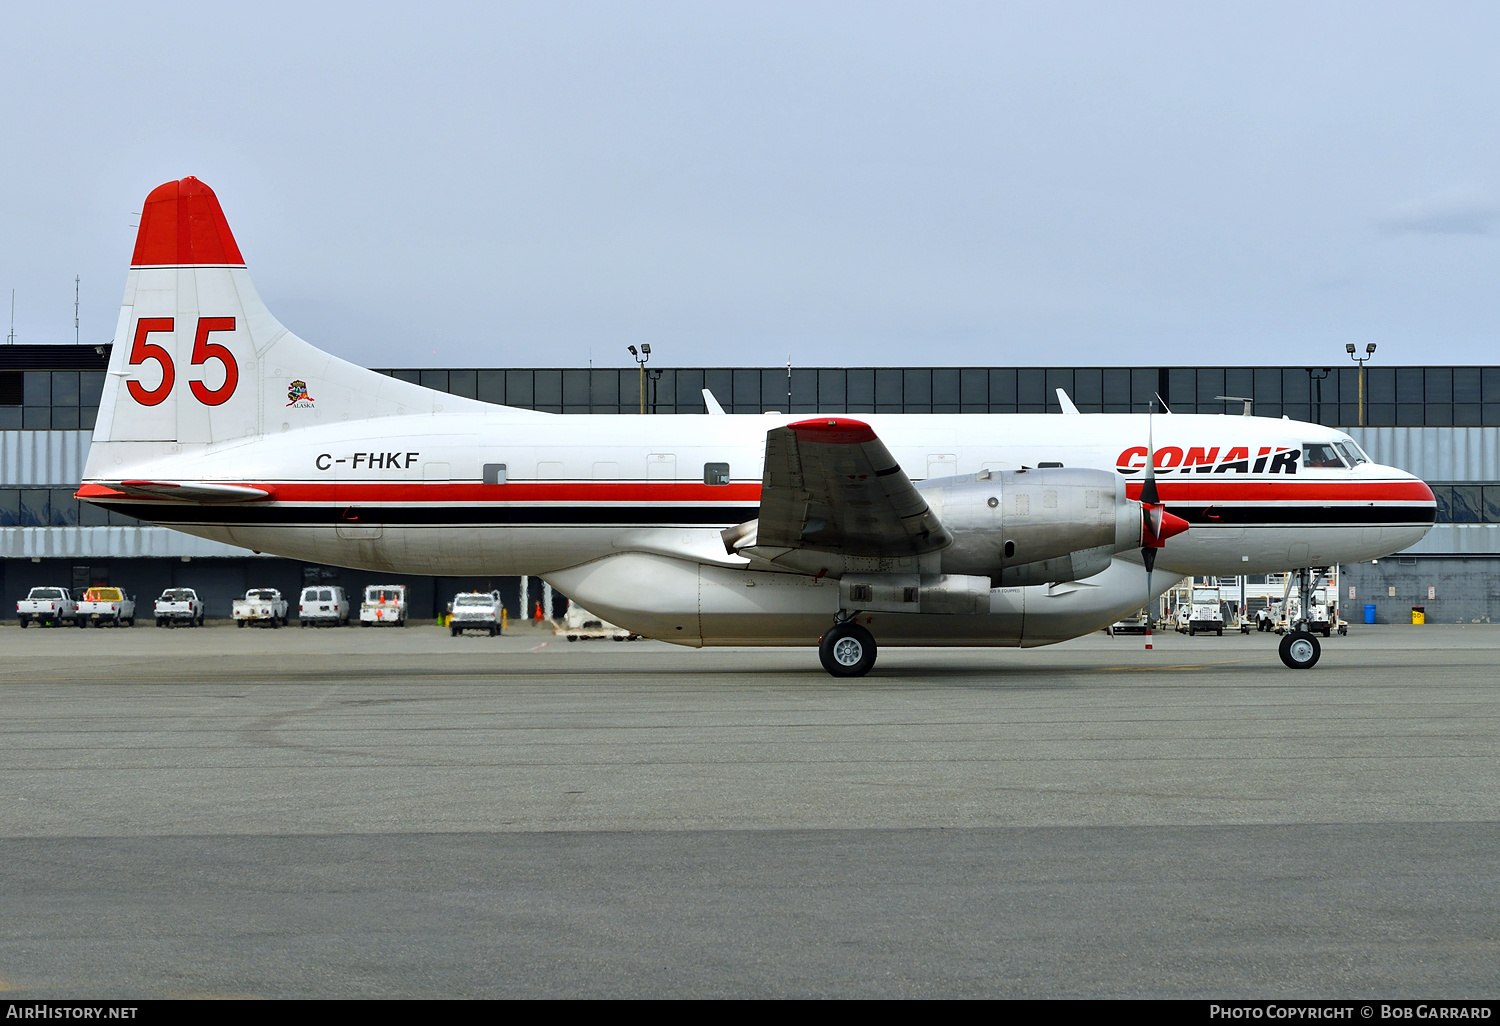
[1279,630,1321,669]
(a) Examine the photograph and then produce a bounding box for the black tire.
[1323,626,1331,638]
[1188,627,1195,637]
[1217,627,1223,636]
[818,622,877,678]
[1278,631,1321,670]
[237,620,246,628]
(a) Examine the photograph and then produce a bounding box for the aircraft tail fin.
[89,177,488,468]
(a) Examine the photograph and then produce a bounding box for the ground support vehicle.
[1306,589,1334,637]
[17,587,77,628]
[360,585,409,627]
[449,592,503,636]
[154,588,205,627]
[1106,610,1151,636]
[1187,587,1225,636]
[559,602,639,641]
[299,586,350,626]
[233,588,290,627]
[76,587,136,627]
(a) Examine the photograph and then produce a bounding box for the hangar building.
[4,344,1497,623]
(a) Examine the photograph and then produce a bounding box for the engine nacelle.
[917,467,1135,585]
[839,573,992,615]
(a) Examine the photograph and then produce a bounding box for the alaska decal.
[1116,445,1300,475]
[287,380,315,408]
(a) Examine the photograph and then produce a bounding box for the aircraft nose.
[1378,465,1435,504]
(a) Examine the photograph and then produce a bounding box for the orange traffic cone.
[534,602,544,621]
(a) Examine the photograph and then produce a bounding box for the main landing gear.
[819,617,877,677]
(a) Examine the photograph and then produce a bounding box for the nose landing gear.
[1276,566,1328,669]
[819,617,877,677]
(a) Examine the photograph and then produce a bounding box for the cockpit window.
[1302,443,1346,469]
[1333,441,1365,466]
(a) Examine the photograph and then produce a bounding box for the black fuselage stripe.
[1170,505,1435,526]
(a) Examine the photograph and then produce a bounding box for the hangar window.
[704,463,730,486]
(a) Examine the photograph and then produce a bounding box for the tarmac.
[1,620,1496,997]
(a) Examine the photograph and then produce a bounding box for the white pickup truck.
[154,588,205,627]
[17,587,77,628]
[233,588,290,628]
[449,592,503,636]
[76,587,137,627]
[360,584,409,626]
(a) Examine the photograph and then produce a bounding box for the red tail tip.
[788,417,878,444]
[131,177,245,268]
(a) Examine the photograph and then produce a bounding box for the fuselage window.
[704,462,730,486]
[483,463,507,485]
[1302,443,1345,469]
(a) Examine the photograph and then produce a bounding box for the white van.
[299,585,350,626]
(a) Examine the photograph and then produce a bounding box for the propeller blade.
[1140,408,1160,506]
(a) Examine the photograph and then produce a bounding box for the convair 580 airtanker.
[79,178,1435,675]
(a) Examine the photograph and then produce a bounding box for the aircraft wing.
[726,417,949,558]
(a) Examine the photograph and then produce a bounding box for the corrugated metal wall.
[0,526,260,559]
[1398,524,1500,555]
[9,427,1495,487]
[1349,427,1500,482]
[0,430,92,486]
[4,426,1497,559]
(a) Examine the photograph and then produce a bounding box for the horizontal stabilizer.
[87,480,275,503]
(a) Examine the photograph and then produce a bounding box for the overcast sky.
[2,2,1497,369]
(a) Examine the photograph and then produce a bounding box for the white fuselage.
[84,408,1433,649]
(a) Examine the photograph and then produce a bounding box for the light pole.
[628,344,651,414]
[1308,367,1330,424]
[1345,343,1376,426]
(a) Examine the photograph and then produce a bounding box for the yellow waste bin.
[1411,606,1425,625]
